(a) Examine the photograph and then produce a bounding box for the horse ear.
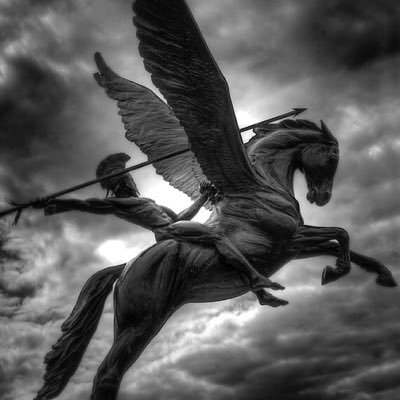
[320,120,335,142]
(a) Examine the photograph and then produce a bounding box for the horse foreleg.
[294,240,397,287]
[292,225,351,285]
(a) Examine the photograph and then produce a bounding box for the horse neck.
[268,148,300,195]
[254,145,302,196]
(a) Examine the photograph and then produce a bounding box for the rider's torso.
[113,197,173,230]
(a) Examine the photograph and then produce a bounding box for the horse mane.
[246,119,334,149]
[255,119,322,133]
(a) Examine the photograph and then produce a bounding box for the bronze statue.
[19,0,395,399]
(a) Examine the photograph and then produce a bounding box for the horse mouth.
[307,189,331,206]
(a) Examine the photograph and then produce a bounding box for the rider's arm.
[159,195,207,222]
[167,182,218,221]
[174,194,208,221]
[159,206,178,221]
[42,198,141,216]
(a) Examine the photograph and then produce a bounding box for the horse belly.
[114,239,251,327]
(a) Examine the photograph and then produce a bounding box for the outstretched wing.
[94,53,208,201]
[132,0,262,194]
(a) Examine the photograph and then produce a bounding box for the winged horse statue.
[33,1,396,399]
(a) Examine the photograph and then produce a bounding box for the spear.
[0,107,307,223]
[239,108,307,132]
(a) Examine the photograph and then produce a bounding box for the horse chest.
[220,196,299,239]
[209,197,300,267]
[255,205,299,240]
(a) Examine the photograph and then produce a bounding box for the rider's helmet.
[96,153,140,198]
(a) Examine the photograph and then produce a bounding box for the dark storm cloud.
[0,56,70,196]
[193,0,400,95]
[0,323,49,400]
[0,54,103,201]
[0,223,19,262]
[163,285,400,400]
[22,308,65,325]
[298,0,400,70]
[176,347,263,387]
[0,273,37,300]
[0,223,40,319]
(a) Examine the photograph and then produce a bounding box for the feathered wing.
[94,53,208,201]
[132,0,262,194]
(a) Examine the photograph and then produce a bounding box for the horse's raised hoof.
[321,265,346,285]
[376,271,397,287]
[255,290,288,307]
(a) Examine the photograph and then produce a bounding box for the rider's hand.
[30,197,51,209]
[44,204,58,216]
[30,198,59,215]
[199,181,217,198]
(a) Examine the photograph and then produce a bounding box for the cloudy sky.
[0,0,399,399]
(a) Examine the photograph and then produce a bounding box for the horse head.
[299,121,339,206]
[246,119,339,206]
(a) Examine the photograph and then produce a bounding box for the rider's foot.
[255,290,288,307]
[321,265,349,285]
[250,275,285,291]
[376,270,397,287]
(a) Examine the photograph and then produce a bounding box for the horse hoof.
[321,265,343,285]
[376,271,397,287]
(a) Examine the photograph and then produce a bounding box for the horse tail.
[34,264,125,400]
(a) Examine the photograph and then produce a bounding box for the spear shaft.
[0,147,190,219]
[239,108,307,133]
[0,107,306,221]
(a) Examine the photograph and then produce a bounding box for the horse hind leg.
[90,240,186,399]
[90,322,160,400]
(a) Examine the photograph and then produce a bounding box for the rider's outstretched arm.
[38,198,137,216]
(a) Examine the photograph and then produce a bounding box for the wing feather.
[94,53,208,201]
[132,0,262,194]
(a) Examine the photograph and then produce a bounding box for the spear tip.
[292,108,307,117]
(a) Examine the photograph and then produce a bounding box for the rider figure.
[35,153,287,306]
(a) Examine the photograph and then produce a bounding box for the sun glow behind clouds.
[95,239,142,264]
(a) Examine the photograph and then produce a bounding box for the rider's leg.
[213,235,285,291]
[213,237,289,306]
[156,221,287,305]
[160,221,284,291]
[254,289,289,307]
